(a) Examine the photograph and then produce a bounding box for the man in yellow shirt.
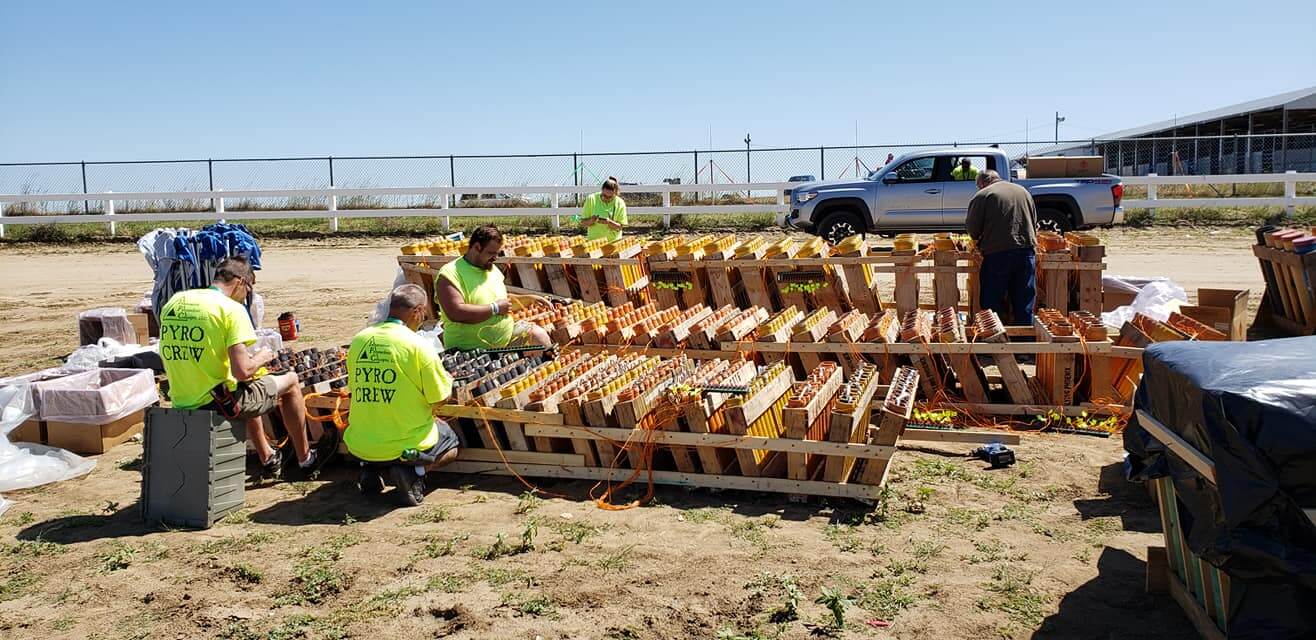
[347,284,458,503]
[434,225,551,350]
[580,176,627,242]
[951,158,981,181]
[158,257,334,476]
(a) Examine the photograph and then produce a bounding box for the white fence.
[1121,170,1316,215]
[0,182,794,237]
[1,172,1313,238]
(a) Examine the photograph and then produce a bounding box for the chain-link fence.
[2,134,1313,214]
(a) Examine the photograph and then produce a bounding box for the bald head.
[388,284,429,328]
[976,170,1002,189]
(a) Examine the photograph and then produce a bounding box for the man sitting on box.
[346,284,459,496]
[159,256,335,476]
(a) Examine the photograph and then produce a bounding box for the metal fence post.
[448,155,456,209]
[571,153,579,207]
[328,186,339,232]
[692,150,699,191]
[1147,173,1158,219]
[80,161,88,214]
[819,147,825,180]
[322,156,334,231]
[208,159,215,210]
[1285,170,1297,219]
[105,191,116,236]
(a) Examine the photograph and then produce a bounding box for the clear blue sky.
[2,0,1314,162]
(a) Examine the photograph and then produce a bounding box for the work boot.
[389,464,427,506]
[357,467,385,495]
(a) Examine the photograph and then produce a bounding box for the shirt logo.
[352,335,399,404]
[356,337,395,365]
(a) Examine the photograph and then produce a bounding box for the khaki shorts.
[206,375,280,420]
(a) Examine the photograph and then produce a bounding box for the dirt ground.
[0,228,1264,639]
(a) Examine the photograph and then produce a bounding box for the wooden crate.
[1252,243,1316,336]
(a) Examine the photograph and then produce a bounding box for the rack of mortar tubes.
[571,304,1144,421]
[1251,225,1316,336]
[397,235,649,318]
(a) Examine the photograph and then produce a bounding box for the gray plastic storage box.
[140,407,246,529]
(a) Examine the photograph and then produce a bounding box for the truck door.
[875,156,942,228]
[940,154,992,227]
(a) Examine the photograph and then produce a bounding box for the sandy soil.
[0,228,1262,639]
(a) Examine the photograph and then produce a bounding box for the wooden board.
[892,254,919,316]
[436,461,888,499]
[823,372,882,483]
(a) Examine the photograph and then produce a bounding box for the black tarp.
[1125,337,1316,638]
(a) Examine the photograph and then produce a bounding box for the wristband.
[490,302,499,317]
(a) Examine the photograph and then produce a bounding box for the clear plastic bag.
[36,368,159,424]
[78,307,136,345]
[0,384,97,493]
[252,328,283,356]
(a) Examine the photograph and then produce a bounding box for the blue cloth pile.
[137,222,264,323]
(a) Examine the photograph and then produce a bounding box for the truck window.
[890,157,936,183]
[948,156,990,181]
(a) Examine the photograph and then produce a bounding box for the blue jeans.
[979,248,1036,325]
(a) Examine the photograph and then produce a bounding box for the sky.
[2,0,1314,163]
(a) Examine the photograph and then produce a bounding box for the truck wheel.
[1037,208,1073,233]
[818,211,865,245]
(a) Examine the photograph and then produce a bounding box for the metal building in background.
[1031,86,1316,175]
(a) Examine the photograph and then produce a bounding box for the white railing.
[1,172,1313,238]
[1121,170,1316,216]
[0,182,795,237]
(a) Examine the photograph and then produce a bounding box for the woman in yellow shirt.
[580,176,627,242]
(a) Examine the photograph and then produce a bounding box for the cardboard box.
[1184,288,1249,340]
[46,410,144,455]
[10,419,46,444]
[126,312,151,345]
[1025,156,1104,178]
[1103,290,1137,312]
[1025,157,1068,179]
[1066,156,1104,177]
[36,368,159,423]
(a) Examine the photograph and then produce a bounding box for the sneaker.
[261,450,284,478]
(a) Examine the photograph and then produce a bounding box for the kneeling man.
[346,285,460,493]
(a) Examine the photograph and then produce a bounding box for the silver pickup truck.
[784,147,1124,243]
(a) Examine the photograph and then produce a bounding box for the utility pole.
[1054,111,1065,144]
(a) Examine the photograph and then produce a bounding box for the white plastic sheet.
[0,385,96,494]
[368,268,413,325]
[64,337,152,371]
[1101,276,1187,329]
[36,368,159,424]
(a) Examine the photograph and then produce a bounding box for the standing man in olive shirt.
[966,170,1038,324]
